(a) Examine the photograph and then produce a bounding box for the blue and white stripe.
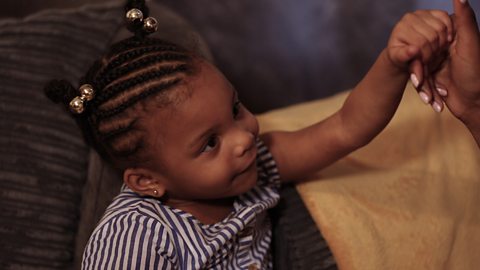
[82,140,280,269]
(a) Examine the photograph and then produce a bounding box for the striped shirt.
[82,140,281,270]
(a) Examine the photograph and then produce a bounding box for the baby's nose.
[233,131,255,157]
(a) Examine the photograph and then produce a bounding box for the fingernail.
[436,87,448,97]
[460,0,467,4]
[448,34,453,42]
[410,73,420,88]
[419,91,430,104]
[432,102,443,113]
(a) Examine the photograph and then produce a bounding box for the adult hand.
[425,0,480,145]
[434,0,480,123]
[409,0,480,141]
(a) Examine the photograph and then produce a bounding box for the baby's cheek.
[199,165,234,188]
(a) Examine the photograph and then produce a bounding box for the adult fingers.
[420,65,434,106]
[409,58,424,89]
[428,76,445,112]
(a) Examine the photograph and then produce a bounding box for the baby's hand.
[386,10,453,80]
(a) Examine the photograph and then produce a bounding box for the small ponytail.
[44,79,102,157]
[44,79,77,108]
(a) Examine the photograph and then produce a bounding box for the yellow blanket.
[257,85,480,270]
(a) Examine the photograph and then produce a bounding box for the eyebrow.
[188,90,237,150]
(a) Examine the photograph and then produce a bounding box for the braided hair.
[44,0,197,169]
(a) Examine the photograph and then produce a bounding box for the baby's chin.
[230,164,258,195]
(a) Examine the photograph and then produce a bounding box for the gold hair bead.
[69,96,85,114]
[143,17,158,33]
[126,8,144,23]
[79,84,94,101]
[69,84,95,114]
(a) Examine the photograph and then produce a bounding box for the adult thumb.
[452,0,480,48]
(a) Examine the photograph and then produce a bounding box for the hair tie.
[69,84,95,114]
[126,8,158,35]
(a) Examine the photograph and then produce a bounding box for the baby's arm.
[261,10,452,181]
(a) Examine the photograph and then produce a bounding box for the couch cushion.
[0,2,123,269]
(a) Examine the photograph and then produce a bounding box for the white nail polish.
[410,74,420,88]
[436,87,448,97]
[432,102,443,113]
[419,91,430,104]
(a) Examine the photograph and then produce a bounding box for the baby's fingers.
[391,10,452,65]
[391,45,420,65]
[416,10,454,48]
[429,10,454,43]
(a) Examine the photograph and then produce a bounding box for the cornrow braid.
[95,78,182,120]
[95,52,189,90]
[114,36,172,49]
[100,119,138,144]
[92,64,188,108]
[99,44,180,76]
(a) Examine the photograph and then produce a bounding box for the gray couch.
[0,0,420,269]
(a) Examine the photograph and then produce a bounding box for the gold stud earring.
[153,190,158,196]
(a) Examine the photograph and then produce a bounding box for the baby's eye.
[202,136,218,153]
[233,100,241,118]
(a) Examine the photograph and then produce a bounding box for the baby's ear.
[123,168,166,198]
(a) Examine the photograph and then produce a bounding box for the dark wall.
[160,0,415,112]
[3,0,478,113]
